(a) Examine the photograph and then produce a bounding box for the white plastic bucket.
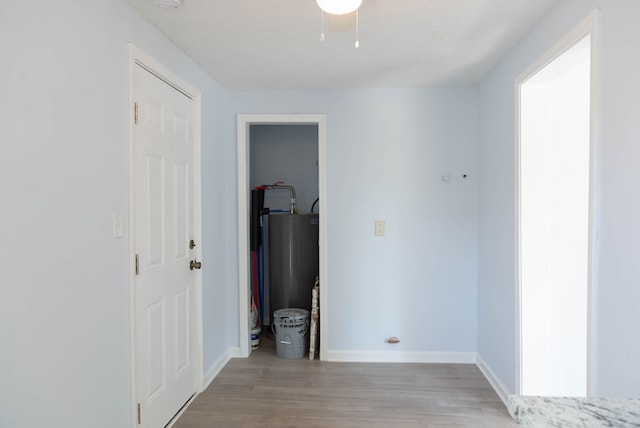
[272,308,309,359]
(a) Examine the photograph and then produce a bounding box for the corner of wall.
[203,346,241,390]
[476,353,511,409]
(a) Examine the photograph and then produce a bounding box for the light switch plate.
[113,212,123,238]
[375,220,385,236]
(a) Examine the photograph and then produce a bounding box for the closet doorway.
[237,115,327,359]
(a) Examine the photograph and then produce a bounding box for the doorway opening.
[517,17,597,397]
[237,115,327,360]
[250,124,319,349]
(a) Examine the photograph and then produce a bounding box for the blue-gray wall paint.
[250,125,320,214]
[0,0,233,426]
[228,87,479,353]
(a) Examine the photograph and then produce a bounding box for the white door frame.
[237,114,328,359]
[128,45,204,427]
[514,11,600,396]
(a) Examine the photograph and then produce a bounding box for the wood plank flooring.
[174,336,518,427]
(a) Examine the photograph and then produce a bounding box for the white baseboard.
[476,353,510,409]
[202,346,241,390]
[325,350,477,364]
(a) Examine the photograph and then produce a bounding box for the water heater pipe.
[266,183,297,214]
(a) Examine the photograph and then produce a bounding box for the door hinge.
[134,102,139,125]
[137,402,141,425]
[135,254,140,275]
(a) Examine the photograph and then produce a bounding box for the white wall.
[250,125,319,214]
[0,1,233,426]
[478,0,640,397]
[228,87,479,356]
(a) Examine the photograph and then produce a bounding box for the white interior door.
[133,63,198,427]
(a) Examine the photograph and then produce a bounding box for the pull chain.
[320,0,325,41]
[355,9,360,48]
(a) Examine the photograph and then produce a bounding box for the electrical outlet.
[374,220,385,236]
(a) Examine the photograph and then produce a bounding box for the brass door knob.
[190,260,202,270]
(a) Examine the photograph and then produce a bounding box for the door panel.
[147,297,166,399]
[145,152,165,268]
[175,288,190,374]
[174,162,189,260]
[133,63,196,428]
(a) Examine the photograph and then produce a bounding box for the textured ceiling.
[125,0,560,90]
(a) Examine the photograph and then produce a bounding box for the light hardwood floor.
[174,337,518,427]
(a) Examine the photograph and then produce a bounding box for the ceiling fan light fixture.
[316,0,363,15]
